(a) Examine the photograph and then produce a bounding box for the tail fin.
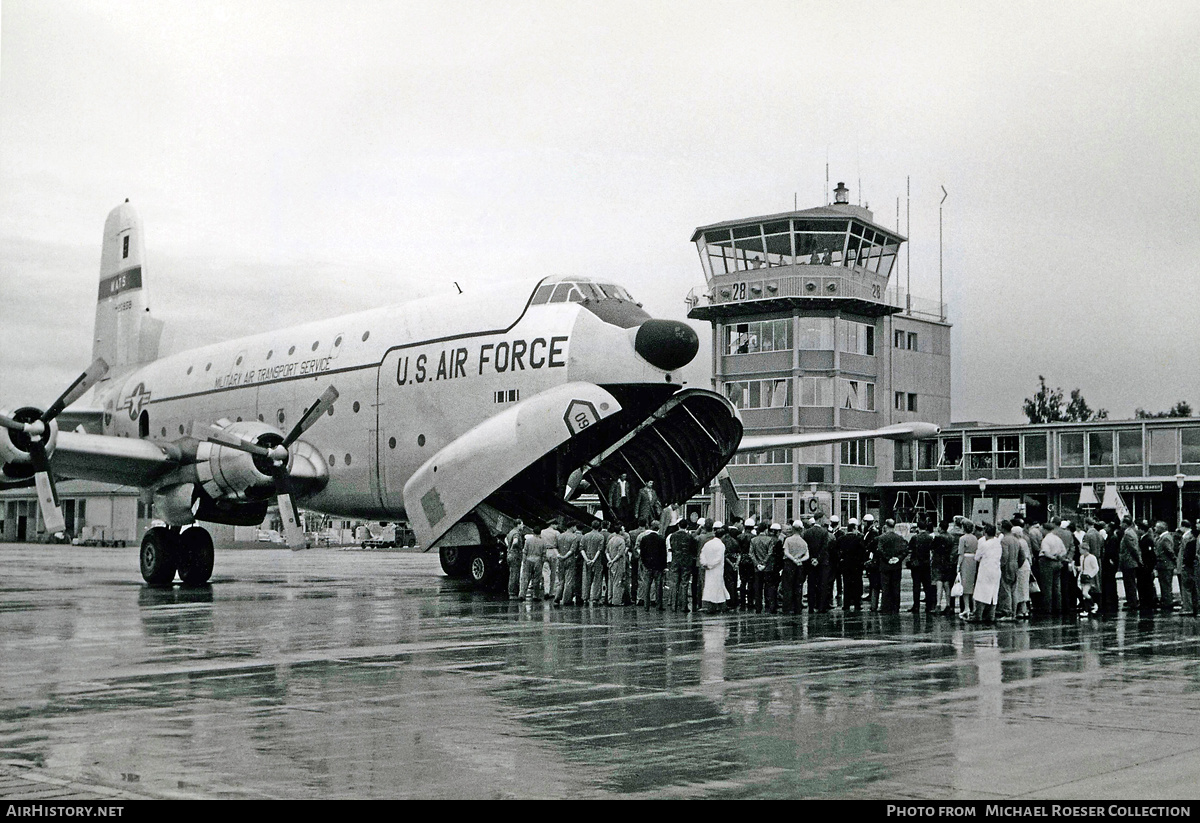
[92,200,164,370]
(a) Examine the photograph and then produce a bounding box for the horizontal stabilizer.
[736,421,940,454]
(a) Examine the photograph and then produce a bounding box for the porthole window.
[161,427,167,437]
[288,346,295,356]
[278,410,286,424]
[335,336,343,347]
[417,434,426,447]
[205,363,211,371]
[258,414,264,422]
[266,350,273,360]
[388,437,397,449]
[344,454,352,466]
[236,355,243,366]
[311,341,319,351]
[328,454,336,466]
[236,417,242,422]
[187,365,193,375]
[352,401,360,413]
[362,331,370,342]
[179,425,185,435]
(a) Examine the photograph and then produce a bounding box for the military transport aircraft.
[0,202,938,586]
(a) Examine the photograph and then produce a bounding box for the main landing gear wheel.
[177,527,215,586]
[439,545,470,577]
[468,548,497,587]
[140,526,180,586]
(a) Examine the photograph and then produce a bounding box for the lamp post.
[1176,473,1186,528]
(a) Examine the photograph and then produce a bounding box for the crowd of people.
[502,507,1200,622]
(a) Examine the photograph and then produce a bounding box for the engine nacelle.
[195,420,329,501]
[195,420,282,500]
[154,482,268,527]
[0,406,59,478]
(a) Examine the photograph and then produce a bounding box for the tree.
[1023,376,1107,423]
[1134,400,1193,419]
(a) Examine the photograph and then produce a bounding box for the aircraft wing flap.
[49,430,178,487]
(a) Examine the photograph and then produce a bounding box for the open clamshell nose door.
[404,382,622,550]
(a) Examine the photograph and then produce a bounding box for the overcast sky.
[2,0,1198,423]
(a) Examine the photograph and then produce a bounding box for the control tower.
[688,183,951,525]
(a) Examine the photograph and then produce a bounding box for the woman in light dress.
[971,521,1002,623]
[1013,523,1033,620]
[957,520,979,618]
[700,525,730,612]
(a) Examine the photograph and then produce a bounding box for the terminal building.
[688,183,952,526]
[687,184,1198,530]
[885,418,1200,529]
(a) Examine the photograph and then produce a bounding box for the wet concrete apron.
[2,544,1199,799]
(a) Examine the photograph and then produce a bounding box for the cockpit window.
[530,279,646,324]
[600,283,634,302]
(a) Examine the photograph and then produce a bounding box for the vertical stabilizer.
[92,200,163,369]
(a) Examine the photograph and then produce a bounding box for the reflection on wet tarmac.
[2,543,1200,799]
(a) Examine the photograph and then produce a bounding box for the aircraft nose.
[634,319,699,371]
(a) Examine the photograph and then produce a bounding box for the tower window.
[123,235,130,259]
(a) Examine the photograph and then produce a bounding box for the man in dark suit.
[635,480,662,527]
[1119,516,1142,612]
[802,515,833,612]
[608,472,634,527]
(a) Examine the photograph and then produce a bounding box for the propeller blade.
[29,444,65,534]
[206,429,274,459]
[276,479,307,551]
[41,358,109,424]
[0,412,23,432]
[281,386,339,448]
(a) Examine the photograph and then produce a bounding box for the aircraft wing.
[49,430,179,487]
[736,421,940,454]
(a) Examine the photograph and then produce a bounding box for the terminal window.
[1088,432,1114,467]
[732,448,791,465]
[918,439,939,469]
[996,436,1019,469]
[1150,429,1178,464]
[797,317,834,350]
[1060,433,1085,467]
[1023,433,1048,467]
[1183,428,1200,463]
[1119,430,1143,465]
[839,320,875,356]
[725,379,791,410]
[893,330,919,351]
[939,438,963,469]
[894,442,913,470]
[838,379,875,411]
[725,319,792,354]
[968,436,994,471]
[840,439,875,466]
[799,376,834,407]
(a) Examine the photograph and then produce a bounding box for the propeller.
[0,358,110,534]
[206,386,338,550]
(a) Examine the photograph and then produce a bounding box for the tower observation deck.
[687,184,951,526]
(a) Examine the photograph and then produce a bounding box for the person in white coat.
[700,524,730,612]
[971,522,1002,624]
